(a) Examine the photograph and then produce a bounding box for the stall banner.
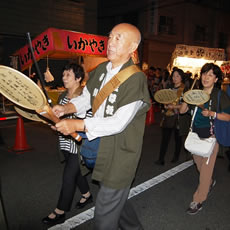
[172,44,225,61]
[14,28,108,71]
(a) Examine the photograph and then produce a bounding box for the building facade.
[98,0,230,69]
[1,0,230,69]
[0,0,98,66]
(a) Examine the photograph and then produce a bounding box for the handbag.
[214,90,230,147]
[184,106,216,164]
[79,132,100,169]
[160,84,184,129]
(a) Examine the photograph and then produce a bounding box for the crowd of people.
[38,22,230,229]
[145,62,230,215]
[145,65,198,100]
[144,65,195,165]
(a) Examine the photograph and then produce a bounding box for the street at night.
[1,1,230,230]
[0,111,230,230]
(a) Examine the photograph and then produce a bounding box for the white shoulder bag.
[184,106,216,164]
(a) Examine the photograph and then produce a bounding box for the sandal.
[42,210,65,225]
[76,194,93,209]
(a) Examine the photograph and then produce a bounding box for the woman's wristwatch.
[213,112,217,119]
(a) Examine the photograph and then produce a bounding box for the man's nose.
[108,37,115,46]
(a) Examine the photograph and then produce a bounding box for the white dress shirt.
[70,62,144,140]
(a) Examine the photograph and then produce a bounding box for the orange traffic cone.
[12,116,31,153]
[146,100,155,125]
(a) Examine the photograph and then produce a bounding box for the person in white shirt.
[53,23,150,230]
[42,63,92,226]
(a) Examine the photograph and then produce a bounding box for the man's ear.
[129,42,138,54]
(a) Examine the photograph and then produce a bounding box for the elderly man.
[53,23,150,230]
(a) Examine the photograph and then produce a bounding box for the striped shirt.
[58,96,79,154]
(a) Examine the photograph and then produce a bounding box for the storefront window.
[158,15,175,35]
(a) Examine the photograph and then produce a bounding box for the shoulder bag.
[184,106,216,164]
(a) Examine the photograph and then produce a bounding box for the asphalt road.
[0,111,230,230]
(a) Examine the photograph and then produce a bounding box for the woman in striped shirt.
[42,63,92,226]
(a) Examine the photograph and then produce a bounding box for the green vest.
[87,59,150,189]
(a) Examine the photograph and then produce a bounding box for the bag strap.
[217,90,221,113]
[92,65,141,115]
[189,106,198,131]
[190,100,214,134]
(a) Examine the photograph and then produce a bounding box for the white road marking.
[49,160,194,230]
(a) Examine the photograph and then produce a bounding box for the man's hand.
[50,125,57,131]
[55,119,84,135]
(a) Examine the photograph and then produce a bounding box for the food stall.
[168,44,226,76]
[11,27,108,104]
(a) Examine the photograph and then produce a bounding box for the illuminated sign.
[173,44,225,61]
[14,28,108,71]
[170,44,226,75]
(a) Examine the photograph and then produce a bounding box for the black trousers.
[57,150,90,211]
[158,127,182,162]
